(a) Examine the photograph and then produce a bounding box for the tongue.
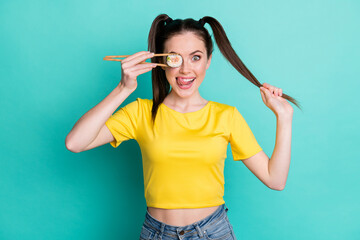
[177,78,194,85]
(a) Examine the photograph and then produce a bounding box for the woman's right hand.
[119,51,157,92]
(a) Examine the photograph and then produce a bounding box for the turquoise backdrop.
[1,0,359,239]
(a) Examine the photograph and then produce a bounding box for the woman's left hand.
[259,83,293,118]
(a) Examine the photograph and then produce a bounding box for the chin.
[176,91,195,98]
[172,83,199,96]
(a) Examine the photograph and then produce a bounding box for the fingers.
[274,88,279,96]
[260,86,271,97]
[132,66,155,76]
[260,87,266,103]
[122,51,151,63]
[122,52,154,67]
[261,83,283,97]
[122,62,156,81]
[121,52,156,81]
[128,62,156,72]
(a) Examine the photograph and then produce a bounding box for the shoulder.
[127,98,153,114]
[119,98,151,114]
[209,100,235,115]
[135,98,153,108]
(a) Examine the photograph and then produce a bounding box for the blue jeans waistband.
[144,203,229,235]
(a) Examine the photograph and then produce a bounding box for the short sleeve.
[229,106,263,160]
[105,98,141,148]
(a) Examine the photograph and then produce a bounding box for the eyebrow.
[169,50,203,55]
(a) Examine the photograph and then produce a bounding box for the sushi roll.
[166,54,183,68]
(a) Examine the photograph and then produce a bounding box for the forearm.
[65,84,133,151]
[268,114,293,190]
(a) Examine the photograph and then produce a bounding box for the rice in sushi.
[166,54,182,67]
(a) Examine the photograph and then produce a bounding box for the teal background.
[1,0,359,239]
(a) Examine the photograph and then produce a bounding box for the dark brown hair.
[148,14,301,124]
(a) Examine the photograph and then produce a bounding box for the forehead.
[164,32,206,54]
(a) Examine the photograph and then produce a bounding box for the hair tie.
[165,17,173,25]
[199,17,205,27]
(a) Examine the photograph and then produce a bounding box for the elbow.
[273,186,285,191]
[268,181,286,191]
[65,136,81,153]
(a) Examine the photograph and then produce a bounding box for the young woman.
[65,14,299,240]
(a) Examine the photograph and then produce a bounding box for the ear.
[206,53,212,70]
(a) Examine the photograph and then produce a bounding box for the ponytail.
[148,14,172,125]
[147,14,302,125]
[201,16,301,110]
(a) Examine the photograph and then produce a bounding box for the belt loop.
[193,223,204,237]
[224,203,229,212]
[159,222,165,239]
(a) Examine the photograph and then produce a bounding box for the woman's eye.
[192,55,201,61]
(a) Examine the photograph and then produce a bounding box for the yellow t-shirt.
[105,98,263,209]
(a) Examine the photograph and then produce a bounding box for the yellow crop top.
[105,98,263,209]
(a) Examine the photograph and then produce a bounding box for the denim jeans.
[139,203,237,240]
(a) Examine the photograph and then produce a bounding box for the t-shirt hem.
[146,201,225,209]
[104,121,119,148]
[233,147,263,161]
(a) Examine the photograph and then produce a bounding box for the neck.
[164,90,207,107]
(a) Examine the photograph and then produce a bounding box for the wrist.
[116,83,134,95]
[276,112,293,122]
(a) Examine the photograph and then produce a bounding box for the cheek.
[165,68,179,80]
[195,63,207,74]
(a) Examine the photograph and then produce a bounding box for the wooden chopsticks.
[103,53,173,67]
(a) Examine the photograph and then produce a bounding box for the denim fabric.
[139,204,236,240]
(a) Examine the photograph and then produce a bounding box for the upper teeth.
[182,78,195,82]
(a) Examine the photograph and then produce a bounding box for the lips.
[176,77,196,85]
[175,77,196,90]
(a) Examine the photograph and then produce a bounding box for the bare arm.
[65,51,156,153]
[241,114,292,190]
[65,85,133,153]
[267,115,292,190]
[240,83,294,190]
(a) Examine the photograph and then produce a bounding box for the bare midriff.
[147,205,220,227]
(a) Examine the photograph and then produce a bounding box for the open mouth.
[176,77,196,89]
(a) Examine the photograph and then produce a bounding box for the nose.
[179,58,191,74]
